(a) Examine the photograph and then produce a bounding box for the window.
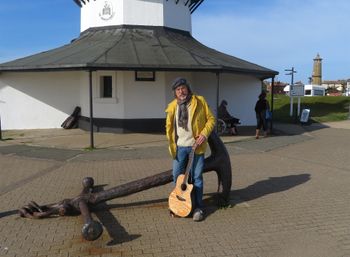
[100,76,113,98]
[314,89,324,96]
[95,71,118,103]
[305,90,311,95]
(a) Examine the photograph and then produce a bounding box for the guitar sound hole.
[176,195,186,201]
[181,184,187,191]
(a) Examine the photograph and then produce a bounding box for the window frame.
[100,75,113,98]
[95,71,118,103]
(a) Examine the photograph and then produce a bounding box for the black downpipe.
[89,70,94,149]
[216,72,220,133]
[270,76,275,132]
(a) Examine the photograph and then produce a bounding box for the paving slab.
[0,121,350,257]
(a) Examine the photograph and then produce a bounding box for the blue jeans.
[172,146,204,208]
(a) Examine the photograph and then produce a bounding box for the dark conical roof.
[0,25,278,79]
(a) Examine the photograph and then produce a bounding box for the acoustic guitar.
[168,144,197,217]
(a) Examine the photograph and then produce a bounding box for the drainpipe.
[89,70,94,149]
[270,76,275,132]
[216,72,220,133]
[0,114,2,140]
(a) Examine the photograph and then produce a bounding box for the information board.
[290,85,305,97]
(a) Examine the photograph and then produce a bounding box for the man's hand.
[195,134,207,146]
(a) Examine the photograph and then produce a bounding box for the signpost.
[285,67,297,117]
[290,83,305,116]
[285,67,305,118]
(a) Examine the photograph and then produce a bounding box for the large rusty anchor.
[18,132,232,241]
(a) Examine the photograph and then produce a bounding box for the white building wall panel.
[81,0,124,32]
[163,0,192,32]
[123,0,164,28]
[0,72,81,130]
[80,0,191,32]
[88,71,125,119]
[0,70,262,130]
[193,73,261,126]
[123,71,166,119]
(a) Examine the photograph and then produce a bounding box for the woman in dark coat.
[254,92,270,139]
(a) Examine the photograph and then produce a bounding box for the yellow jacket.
[165,95,215,159]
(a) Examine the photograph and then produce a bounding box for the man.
[165,77,215,221]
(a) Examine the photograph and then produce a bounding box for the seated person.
[218,100,240,135]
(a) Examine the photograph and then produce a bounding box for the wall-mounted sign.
[99,1,115,21]
[135,71,156,81]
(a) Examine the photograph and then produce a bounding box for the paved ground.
[0,121,350,257]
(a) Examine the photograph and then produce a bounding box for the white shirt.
[175,103,195,147]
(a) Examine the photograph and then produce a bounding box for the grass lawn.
[269,94,350,123]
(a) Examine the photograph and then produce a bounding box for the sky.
[0,0,349,83]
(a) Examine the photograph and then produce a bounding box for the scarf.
[177,94,192,131]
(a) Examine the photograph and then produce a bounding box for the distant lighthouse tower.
[311,53,322,85]
[74,0,202,33]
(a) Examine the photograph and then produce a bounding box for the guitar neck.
[182,145,196,184]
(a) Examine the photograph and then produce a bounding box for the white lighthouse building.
[0,0,278,133]
[78,0,193,33]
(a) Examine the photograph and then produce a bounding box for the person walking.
[254,91,270,139]
[165,77,215,222]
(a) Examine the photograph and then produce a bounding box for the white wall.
[0,72,81,130]
[123,0,164,28]
[81,0,123,32]
[80,70,125,119]
[163,0,192,32]
[193,72,261,126]
[0,70,261,130]
[90,70,261,125]
[163,72,261,125]
[80,0,192,32]
[123,71,167,119]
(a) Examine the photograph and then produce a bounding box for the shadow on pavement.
[204,173,311,218]
[0,209,18,219]
[92,184,141,246]
[232,173,311,203]
[99,174,311,225]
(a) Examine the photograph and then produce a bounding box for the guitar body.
[168,174,194,217]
